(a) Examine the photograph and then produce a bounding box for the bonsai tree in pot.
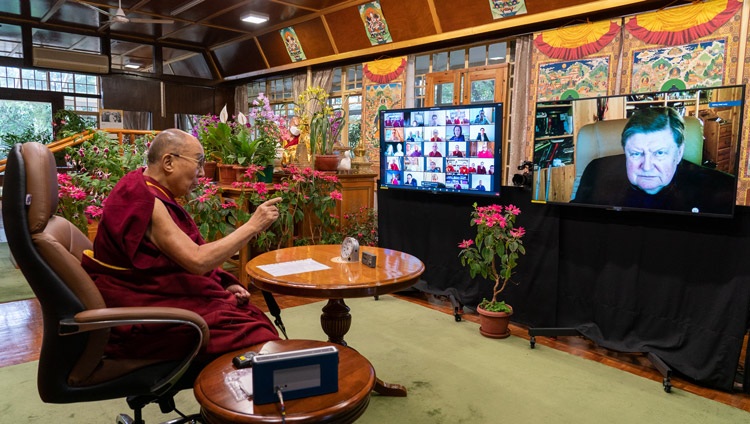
[458,202,526,338]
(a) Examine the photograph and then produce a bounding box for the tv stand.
[528,327,673,393]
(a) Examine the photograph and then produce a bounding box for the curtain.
[311,69,334,93]
[234,84,248,116]
[123,111,152,130]
[509,34,532,186]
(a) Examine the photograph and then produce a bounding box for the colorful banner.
[534,21,620,61]
[359,1,393,45]
[489,0,527,19]
[631,40,726,93]
[625,0,742,46]
[363,57,407,84]
[280,27,305,62]
[537,57,610,101]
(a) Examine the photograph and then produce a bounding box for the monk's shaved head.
[147,129,196,165]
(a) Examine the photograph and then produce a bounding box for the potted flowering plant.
[182,177,242,241]
[458,203,526,338]
[230,165,343,251]
[58,131,153,236]
[294,87,345,170]
[193,96,285,182]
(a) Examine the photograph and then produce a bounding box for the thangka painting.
[489,0,527,19]
[630,39,726,93]
[536,57,610,101]
[280,26,306,62]
[359,1,392,45]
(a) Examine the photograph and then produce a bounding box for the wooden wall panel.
[102,75,160,111]
[214,38,266,77]
[379,0,437,41]
[432,0,599,33]
[259,18,335,67]
[164,83,216,116]
[326,8,373,53]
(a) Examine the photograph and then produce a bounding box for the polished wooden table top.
[245,245,425,299]
[194,339,376,424]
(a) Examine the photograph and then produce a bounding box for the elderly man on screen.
[82,129,283,360]
[572,107,735,215]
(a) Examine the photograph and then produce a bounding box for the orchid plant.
[294,87,346,156]
[458,203,526,313]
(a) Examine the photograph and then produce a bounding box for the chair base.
[116,412,203,424]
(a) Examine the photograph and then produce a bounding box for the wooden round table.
[246,245,425,396]
[194,339,376,424]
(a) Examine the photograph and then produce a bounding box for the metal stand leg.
[528,327,674,393]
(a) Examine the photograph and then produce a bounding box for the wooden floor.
[1,288,749,412]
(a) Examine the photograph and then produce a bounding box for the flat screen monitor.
[531,85,744,217]
[378,103,503,197]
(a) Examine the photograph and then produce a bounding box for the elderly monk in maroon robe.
[82,129,282,360]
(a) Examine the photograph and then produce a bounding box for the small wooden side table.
[194,339,375,424]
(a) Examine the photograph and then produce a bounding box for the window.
[413,41,511,108]
[329,65,363,148]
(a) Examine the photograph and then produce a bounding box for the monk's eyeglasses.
[169,153,205,169]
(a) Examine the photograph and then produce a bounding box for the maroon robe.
[82,169,279,360]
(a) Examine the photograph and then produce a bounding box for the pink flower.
[505,204,521,216]
[510,227,526,238]
[458,239,474,248]
[330,190,343,200]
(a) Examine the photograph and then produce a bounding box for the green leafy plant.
[295,87,346,156]
[182,178,241,241]
[341,206,378,247]
[458,203,526,313]
[192,94,284,167]
[57,131,153,233]
[54,109,95,140]
[229,165,343,251]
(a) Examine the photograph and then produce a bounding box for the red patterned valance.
[534,21,620,61]
[363,57,407,84]
[625,0,742,46]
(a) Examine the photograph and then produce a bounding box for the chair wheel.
[116,414,134,424]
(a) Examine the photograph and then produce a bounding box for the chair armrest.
[60,307,209,396]
[70,307,208,344]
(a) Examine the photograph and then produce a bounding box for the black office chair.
[2,142,208,424]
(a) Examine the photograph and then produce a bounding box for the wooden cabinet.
[703,120,734,173]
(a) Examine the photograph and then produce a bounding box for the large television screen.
[531,85,744,217]
[378,103,503,197]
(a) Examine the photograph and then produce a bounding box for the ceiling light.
[171,0,205,16]
[241,12,269,24]
[124,64,140,69]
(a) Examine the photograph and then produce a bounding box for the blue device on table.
[252,346,339,405]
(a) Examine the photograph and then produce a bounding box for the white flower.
[219,105,228,123]
[237,112,247,125]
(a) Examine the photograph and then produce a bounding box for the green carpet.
[0,243,35,303]
[1,296,748,423]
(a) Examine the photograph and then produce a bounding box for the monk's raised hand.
[248,197,283,232]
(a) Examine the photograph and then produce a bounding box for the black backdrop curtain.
[378,185,750,391]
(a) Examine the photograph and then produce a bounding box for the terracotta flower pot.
[217,164,235,184]
[203,161,217,181]
[477,305,513,339]
[314,154,339,172]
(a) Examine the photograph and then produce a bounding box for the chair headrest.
[21,142,59,234]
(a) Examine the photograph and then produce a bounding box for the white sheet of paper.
[257,258,330,277]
